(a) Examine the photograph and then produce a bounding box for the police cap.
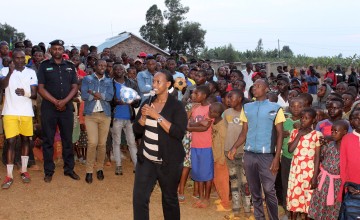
[49,39,64,46]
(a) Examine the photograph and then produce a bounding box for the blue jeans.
[112,118,137,168]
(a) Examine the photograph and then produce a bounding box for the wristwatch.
[157,116,164,123]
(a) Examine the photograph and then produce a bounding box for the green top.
[282,116,300,159]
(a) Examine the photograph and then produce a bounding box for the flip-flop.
[178,195,185,203]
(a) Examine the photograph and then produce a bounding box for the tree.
[139,5,167,49]
[254,38,264,58]
[179,22,206,56]
[0,23,26,43]
[163,0,189,51]
[140,0,206,55]
[281,45,293,58]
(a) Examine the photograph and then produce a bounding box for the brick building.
[97,32,169,59]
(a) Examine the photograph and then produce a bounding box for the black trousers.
[133,158,182,220]
[41,106,74,176]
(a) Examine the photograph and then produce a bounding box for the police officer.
[37,39,80,182]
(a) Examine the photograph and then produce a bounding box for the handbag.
[339,182,360,220]
[77,130,88,149]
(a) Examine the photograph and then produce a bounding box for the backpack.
[339,182,360,220]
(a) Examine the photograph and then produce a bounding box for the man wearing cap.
[37,39,80,182]
[134,58,144,73]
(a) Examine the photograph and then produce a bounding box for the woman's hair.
[158,70,174,89]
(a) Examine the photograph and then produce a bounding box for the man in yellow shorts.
[0,48,38,189]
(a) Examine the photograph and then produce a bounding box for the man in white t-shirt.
[241,62,254,92]
[0,49,38,189]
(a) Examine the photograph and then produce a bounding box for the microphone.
[148,89,156,105]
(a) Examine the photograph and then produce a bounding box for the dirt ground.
[0,149,283,220]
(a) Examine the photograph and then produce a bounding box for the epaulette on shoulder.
[65,60,75,65]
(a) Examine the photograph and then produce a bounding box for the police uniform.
[37,40,78,177]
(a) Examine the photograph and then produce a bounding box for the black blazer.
[133,94,187,166]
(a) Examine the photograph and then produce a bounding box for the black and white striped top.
[143,117,162,163]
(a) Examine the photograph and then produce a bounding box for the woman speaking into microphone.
[132,71,187,220]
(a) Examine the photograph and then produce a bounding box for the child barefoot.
[208,102,231,212]
[308,120,349,219]
[188,86,214,208]
[287,108,322,220]
[281,97,303,214]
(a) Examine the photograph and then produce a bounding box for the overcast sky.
[2,0,360,57]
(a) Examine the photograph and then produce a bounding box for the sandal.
[223,213,241,220]
[192,195,200,199]
[178,195,185,203]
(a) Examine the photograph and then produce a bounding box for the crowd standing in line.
[0,39,360,220]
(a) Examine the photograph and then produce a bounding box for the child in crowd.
[223,90,251,219]
[281,97,303,214]
[127,67,137,81]
[208,102,231,212]
[217,79,228,98]
[314,84,332,109]
[287,108,322,220]
[266,91,278,103]
[316,98,351,137]
[313,106,327,129]
[342,92,355,120]
[178,96,198,203]
[288,90,300,103]
[232,80,248,99]
[187,85,213,208]
[338,110,360,215]
[277,76,290,108]
[308,120,349,219]
[298,93,313,108]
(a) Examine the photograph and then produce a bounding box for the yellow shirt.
[240,107,286,125]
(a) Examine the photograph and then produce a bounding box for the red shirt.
[324,71,337,87]
[338,132,360,201]
[77,68,87,79]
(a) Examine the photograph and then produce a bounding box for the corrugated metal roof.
[97,31,169,55]
[97,32,131,53]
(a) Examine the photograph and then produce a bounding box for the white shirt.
[241,69,254,92]
[0,67,38,116]
[277,94,289,108]
[93,74,104,112]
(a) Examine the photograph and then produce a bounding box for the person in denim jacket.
[136,57,157,104]
[81,59,114,184]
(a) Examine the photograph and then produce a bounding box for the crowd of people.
[0,38,360,220]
